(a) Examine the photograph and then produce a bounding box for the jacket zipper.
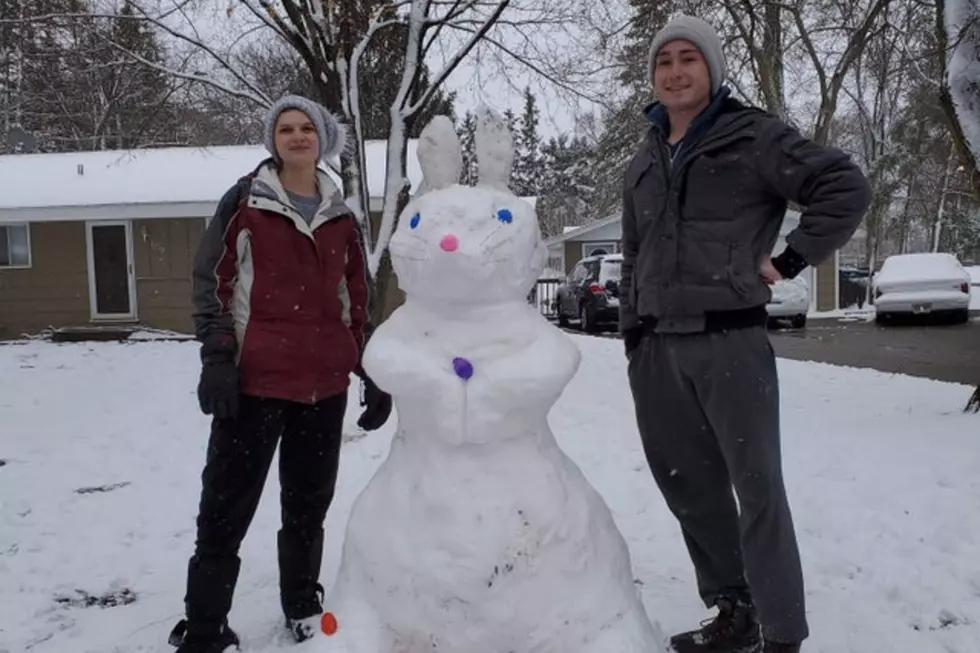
[652,119,753,298]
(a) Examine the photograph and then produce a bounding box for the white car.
[766,276,809,328]
[873,252,971,324]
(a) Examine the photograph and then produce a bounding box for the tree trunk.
[931,144,956,252]
[760,2,785,118]
[935,0,980,412]
[936,0,980,201]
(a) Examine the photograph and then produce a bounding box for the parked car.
[766,276,809,329]
[872,252,972,324]
[554,253,622,332]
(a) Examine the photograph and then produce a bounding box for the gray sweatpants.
[627,325,808,643]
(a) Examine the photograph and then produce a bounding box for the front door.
[86,221,136,320]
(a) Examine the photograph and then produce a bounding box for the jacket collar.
[246,159,353,237]
[643,85,732,137]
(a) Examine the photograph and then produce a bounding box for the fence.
[528,279,561,321]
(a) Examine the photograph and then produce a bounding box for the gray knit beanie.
[647,15,726,96]
[263,94,347,163]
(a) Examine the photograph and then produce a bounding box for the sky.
[130,0,846,145]
[136,0,631,141]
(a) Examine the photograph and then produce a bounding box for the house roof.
[545,213,621,246]
[546,209,803,247]
[0,140,423,222]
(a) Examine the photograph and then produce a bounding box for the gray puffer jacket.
[619,89,871,334]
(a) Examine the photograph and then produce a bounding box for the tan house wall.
[0,222,89,339]
[815,257,838,311]
[132,218,205,334]
[0,218,205,340]
[564,241,579,274]
[367,209,406,319]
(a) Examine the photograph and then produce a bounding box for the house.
[0,142,424,340]
[544,214,624,273]
[544,209,840,312]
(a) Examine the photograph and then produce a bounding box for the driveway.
[559,315,979,386]
[769,316,979,386]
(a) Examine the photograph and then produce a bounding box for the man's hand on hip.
[760,255,783,285]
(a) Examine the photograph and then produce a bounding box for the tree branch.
[404,0,512,116]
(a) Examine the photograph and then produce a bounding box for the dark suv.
[554,253,622,332]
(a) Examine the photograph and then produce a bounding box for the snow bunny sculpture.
[315,108,666,653]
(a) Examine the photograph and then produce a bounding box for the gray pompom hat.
[647,15,726,97]
[263,94,348,163]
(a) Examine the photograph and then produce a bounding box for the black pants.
[183,392,347,628]
[627,326,808,643]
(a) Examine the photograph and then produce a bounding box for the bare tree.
[937,0,980,201]
[715,0,786,117]
[707,0,892,142]
[93,0,589,321]
[834,0,923,283]
[935,0,980,412]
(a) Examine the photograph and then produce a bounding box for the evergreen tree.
[1,0,187,152]
[1,0,91,152]
[456,110,478,185]
[536,133,596,238]
[511,86,543,196]
[589,0,675,217]
[102,2,176,148]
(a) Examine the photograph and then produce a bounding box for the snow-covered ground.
[1,336,978,653]
[968,266,980,311]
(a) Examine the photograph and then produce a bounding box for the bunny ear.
[416,115,462,192]
[474,106,513,191]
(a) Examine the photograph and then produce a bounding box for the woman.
[169,95,391,653]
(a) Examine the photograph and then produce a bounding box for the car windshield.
[598,260,621,284]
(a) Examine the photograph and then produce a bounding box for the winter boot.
[669,597,762,653]
[168,619,240,653]
[283,582,325,642]
[763,641,801,653]
[184,554,241,625]
[278,528,326,642]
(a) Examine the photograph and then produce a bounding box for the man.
[619,15,870,653]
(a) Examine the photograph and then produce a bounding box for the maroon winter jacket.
[191,160,369,404]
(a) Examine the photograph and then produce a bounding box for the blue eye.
[409,213,421,229]
[496,208,513,224]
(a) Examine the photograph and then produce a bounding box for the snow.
[944,0,980,163]
[967,265,980,285]
[770,277,809,304]
[320,109,663,652]
[873,252,970,286]
[0,141,423,215]
[3,334,980,652]
[967,266,980,310]
[807,306,875,321]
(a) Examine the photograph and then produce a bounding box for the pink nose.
[439,234,459,252]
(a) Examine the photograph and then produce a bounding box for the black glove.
[770,245,808,280]
[623,326,644,358]
[355,366,391,431]
[197,334,240,419]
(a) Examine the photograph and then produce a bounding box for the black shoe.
[669,598,762,653]
[169,619,240,653]
[283,582,325,643]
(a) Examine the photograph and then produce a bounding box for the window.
[0,224,31,268]
[583,241,619,257]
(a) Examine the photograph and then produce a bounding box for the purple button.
[452,357,473,380]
